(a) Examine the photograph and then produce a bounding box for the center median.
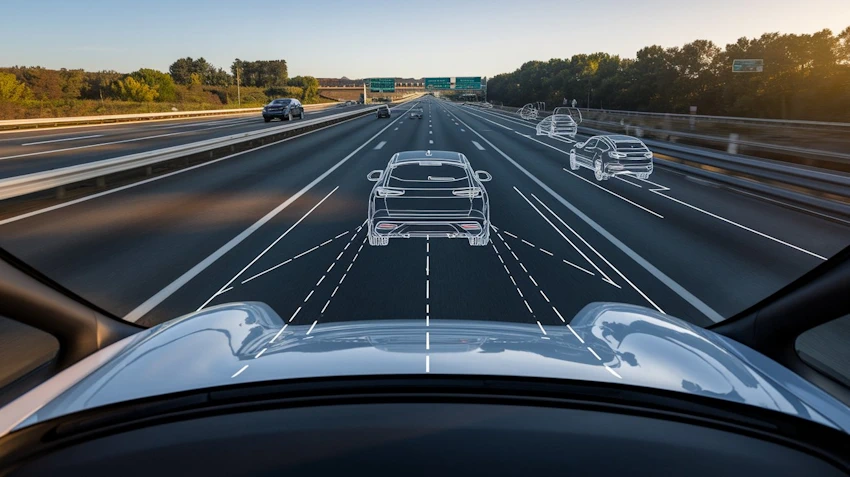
[0,100,421,222]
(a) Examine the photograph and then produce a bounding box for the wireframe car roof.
[394,151,465,163]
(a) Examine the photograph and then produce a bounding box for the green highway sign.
[369,78,395,92]
[455,77,482,90]
[425,77,452,90]
[732,59,763,73]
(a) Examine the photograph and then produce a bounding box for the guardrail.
[464,102,850,220]
[578,107,850,129]
[0,98,420,207]
[0,102,345,132]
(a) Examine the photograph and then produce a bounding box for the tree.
[130,68,177,102]
[111,76,158,102]
[232,59,288,87]
[169,57,195,84]
[169,57,232,86]
[288,75,319,101]
[0,72,31,102]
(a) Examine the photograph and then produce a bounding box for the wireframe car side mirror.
[367,170,383,182]
[475,170,493,182]
[576,142,585,148]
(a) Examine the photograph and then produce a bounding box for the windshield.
[0,0,848,422]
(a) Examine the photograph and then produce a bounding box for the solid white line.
[655,190,826,260]
[320,239,333,247]
[521,239,535,248]
[537,321,547,335]
[270,324,288,343]
[289,306,302,322]
[532,193,666,311]
[587,347,602,361]
[567,324,584,343]
[22,134,103,146]
[514,187,617,286]
[374,141,387,150]
[255,348,267,359]
[561,168,664,218]
[562,259,595,276]
[472,141,485,150]
[615,176,643,188]
[231,365,249,378]
[604,366,623,379]
[120,108,416,321]
[307,320,317,335]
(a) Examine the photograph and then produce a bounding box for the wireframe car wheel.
[468,233,489,246]
[569,151,579,170]
[368,233,389,247]
[594,160,609,181]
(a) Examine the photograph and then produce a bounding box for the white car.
[570,135,654,180]
[535,108,581,138]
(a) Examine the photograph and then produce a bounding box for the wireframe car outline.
[409,108,423,119]
[569,135,654,181]
[518,103,539,120]
[535,107,582,138]
[366,150,492,247]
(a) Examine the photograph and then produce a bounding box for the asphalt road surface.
[0,103,368,178]
[0,97,847,336]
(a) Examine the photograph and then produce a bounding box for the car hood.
[4,302,850,434]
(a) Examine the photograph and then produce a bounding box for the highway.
[0,103,368,178]
[0,95,847,334]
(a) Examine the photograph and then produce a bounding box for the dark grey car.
[262,98,305,122]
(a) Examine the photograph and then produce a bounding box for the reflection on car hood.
[10,302,850,433]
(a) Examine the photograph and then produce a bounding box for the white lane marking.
[652,188,827,260]
[21,134,104,146]
[563,260,595,276]
[231,365,249,378]
[255,348,267,359]
[289,306,302,322]
[426,331,430,350]
[553,307,567,323]
[559,167,663,218]
[524,300,534,314]
[394,127,399,131]
[220,286,233,294]
[321,300,330,314]
[472,141,485,150]
[532,193,665,312]
[316,275,325,287]
[461,129,466,132]
[0,111,377,227]
[539,289,549,302]
[537,321,547,335]
[306,320,318,335]
[197,186,339,306]
[615,176,643,188]
[374,141,387,150]
[429,139,434,144]
[566,324,584,343]
[605,366,623,379]
[94,106,416,321]
[587,347,602,360]
[450,104,723,322]
[540,248,554,256]
[304,290,314,302]
[270,324,288,343]
[426,355,430,373]
[521,239,535,248]
[514,187,617,286]
[504,231,518,239]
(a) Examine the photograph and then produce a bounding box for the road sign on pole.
[369,78,396,93]
[425,77,451,90]
[732,59,764,72]
[455,77,482,90]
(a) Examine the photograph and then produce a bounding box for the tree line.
[0,57,322,107]
[487,27,850,121]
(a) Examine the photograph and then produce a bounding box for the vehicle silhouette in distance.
[536,107,582,139]
[409,107,423,119]
[570,135,654,181]
[367,150,492,247]
[262,98,305,122]
[376,104,391,118]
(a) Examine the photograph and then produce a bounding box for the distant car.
[409,108,423,119]
[570,135,654,181]
[536,107,581,138]
[262,98,304,122]
[376,105,391,118]
[367,150,492,247]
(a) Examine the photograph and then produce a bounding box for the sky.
[1,0,847,78]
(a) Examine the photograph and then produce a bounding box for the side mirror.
[576,142,585,148]
[367,170,383,182]
[475,170,493,182]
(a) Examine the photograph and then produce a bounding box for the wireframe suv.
[569,135,654,181]
[535,107,582,138]
[367,150,492,246]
